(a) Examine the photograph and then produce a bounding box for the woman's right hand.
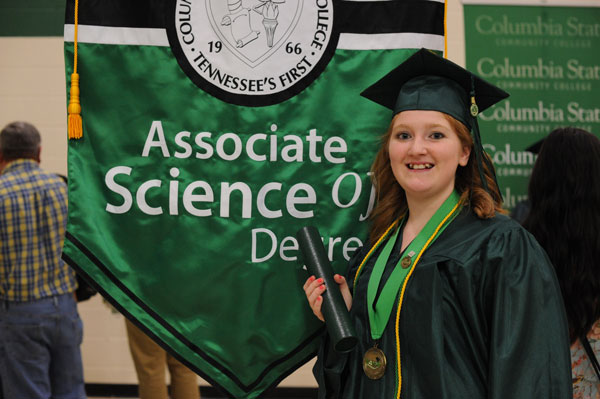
[303,274,353,322]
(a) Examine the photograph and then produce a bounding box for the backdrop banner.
[464,2,600,209]
[62,0,444,397]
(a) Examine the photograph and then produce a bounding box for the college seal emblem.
[166,0,339,106]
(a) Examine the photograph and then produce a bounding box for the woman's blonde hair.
[367,112,504,244]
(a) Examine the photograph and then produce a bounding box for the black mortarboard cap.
[360,48,509,128]
[360,48,510,199]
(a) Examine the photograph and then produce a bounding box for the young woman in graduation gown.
[303,49,573,399]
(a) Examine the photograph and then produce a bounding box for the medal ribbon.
[366,190,462,340]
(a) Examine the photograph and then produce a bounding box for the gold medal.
[362,346,387,379]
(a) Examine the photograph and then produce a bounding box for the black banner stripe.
[63,231,324,394]
[65,0,166,29]
[65,0,444,35]
[336,0,444,35]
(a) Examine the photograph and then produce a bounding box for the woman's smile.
[406,162,433,170]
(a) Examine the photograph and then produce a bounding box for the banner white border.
[64,25,169,46]
[64,25,445,51]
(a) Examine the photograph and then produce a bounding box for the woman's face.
[388,110,470,202]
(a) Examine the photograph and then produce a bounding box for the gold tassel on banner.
[68,73,82,139]
[67,0,82,139]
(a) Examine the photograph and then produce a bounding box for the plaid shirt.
[0,159,76,301]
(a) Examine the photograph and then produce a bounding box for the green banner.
[464,3,600,209]
[62,0,445,397]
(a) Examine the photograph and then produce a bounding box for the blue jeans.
[0,293,86,399]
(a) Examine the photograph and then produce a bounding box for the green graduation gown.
[314,209,572,398]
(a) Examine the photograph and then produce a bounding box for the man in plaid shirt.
[0,121,86,399]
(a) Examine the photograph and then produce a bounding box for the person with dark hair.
[508,138,544,224]
[524,127,600,397]
[303,49,572,398]
[0,121,86,398]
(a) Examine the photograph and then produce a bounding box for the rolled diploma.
[296,226,358,353]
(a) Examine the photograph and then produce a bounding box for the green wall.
[0,0,66,36]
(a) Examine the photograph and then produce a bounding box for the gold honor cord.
[352,191,462,387]
[394,196,462,399]
[367,191,461,340]
[353,220,399,292]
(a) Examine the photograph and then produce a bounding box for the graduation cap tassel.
[469,77,489,194]
[481,126,503,202]
[67,0,82,140]
[472,117,503,202]
[471,119,488,193]
[470,76,503,202]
